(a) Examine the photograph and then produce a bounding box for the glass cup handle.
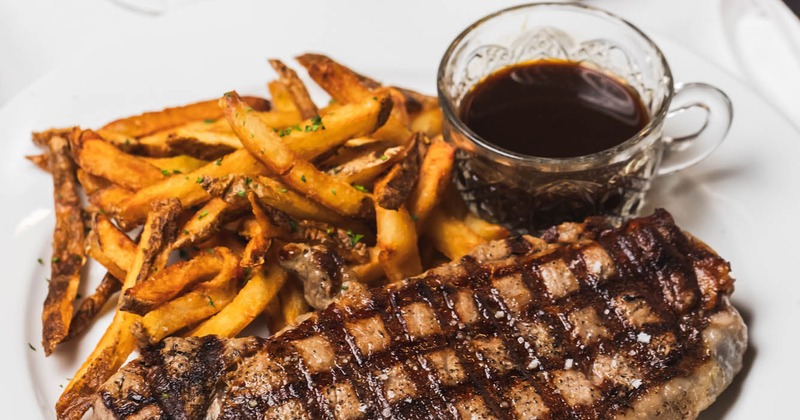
[657,82,733,175]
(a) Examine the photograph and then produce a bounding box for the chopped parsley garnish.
[196,176,205,184]
[411,214,419,222]
[341,283,350,291]
[300,174,306,183]
[279,187,288,193]
[331,189,336,195]
[28,343,36,351]
[37,258,43,265]
[161,169,171,176]
[326,227,333,235]
[346,229,364,247]
[304,115,325,132]
[215,157,223,166]
[206,295,215,307]
[125,138,131,145]
[289,220,298,232]
[172,169,181,174]
[372,96,377,101]
[52,256,60,263]
[236,190,245,197]
[198,210,209,220]
[183,229,190,235]
[379,155,388,161]
[352,184,367,192]
[203,118,215,124]
[245,177,253,186]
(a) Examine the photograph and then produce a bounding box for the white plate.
[1,1,798,418]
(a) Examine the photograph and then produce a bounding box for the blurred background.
[1,0,799,125]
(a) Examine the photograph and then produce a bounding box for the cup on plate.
[438,2,732,233]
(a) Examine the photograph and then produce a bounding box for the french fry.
[269,59,319,119]
[72,132,166,190]
[142,154,209,174]
[240,194,274,267]
[98,96,269,139]
[408,137,456,227]
[424,206,485,261]
[26,153,50,172]
[88,185,134,218]
[76,169,110,195]
[118,148,268,225]
[373,134,421,210]
[266,92,395,161]
[279,279,310,327]
[376,205,422,282]
[268,80,299,113]
[222,91,375,218]
[66,273,121,341]
[410,106,443,137]
[132,246,240,345]
[85,214,136,281]
[326,144,404,186]
[463,211,510,240]
[440,186,509,240]
[190,264,288,337]
[42,134,86,355]
[120,247,235,315]
[295,54,411,143]
[57,199,181,420]
[172,198,237,250]
[351,247,385,284]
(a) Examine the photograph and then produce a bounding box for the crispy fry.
[222,91,375,218]
[295,54,411,143]
[118,148,269,225]
[425,206,485,261]
[99,96,269,139]
[172,198,237,250]
[26,153,50,172]
[57,199,180,420]
[32,127,78,148]
[351,247,385,284]
[121,246,235,315]
[190,264,288,337]
[408,137,456,227]
[76,169,110,195]
[269,59,319,119]
[42,134,86,355]
[88,185,133,217]
[70,129,166,190]
[279,279,310,326]
[85,214,136,281]
[268,80,298,113]
[376,205,422,282]
[410,106,443,137]
[328,144,404,186]
[206,175,368,232]
[66,273,121,341]
[393,86,439,116]
[373,134,421,210]
[132,246,240,345]
[463,211,510,240]
[240,194,274,267]
[142,154,209,174]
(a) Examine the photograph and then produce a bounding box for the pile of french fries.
[28,54,509,420]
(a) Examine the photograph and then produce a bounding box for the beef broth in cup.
[438,3,732,233]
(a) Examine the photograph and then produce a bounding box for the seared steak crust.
[93,209,746,419]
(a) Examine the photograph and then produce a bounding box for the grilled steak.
[93,210,747,419]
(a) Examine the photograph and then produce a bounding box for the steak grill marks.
[102,210,730,419]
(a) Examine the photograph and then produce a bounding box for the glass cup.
[438,3,732,233]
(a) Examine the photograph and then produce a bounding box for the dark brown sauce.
[460,60,649,158]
